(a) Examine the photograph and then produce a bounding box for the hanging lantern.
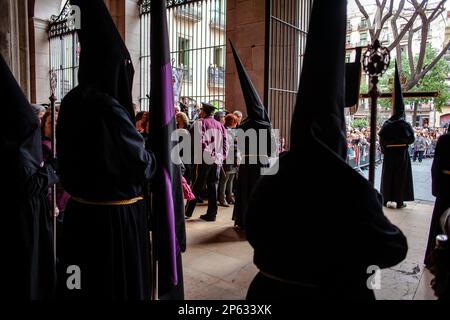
[363,39,390,77]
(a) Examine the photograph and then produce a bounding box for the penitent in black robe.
[424,133,450,266]
[245,0,407,300]
[56,86,155,300]
[246,143,408,300]
[3,158,58,300]
[379,120,415,204]
[232,120,274,229]
[1,52,57,300]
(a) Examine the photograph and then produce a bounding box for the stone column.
[0,0,30,97]
[0,0,13,66]
[106,0,141,110]
[30,17,51,103]
[105,0,126,39]
[18,0,31,98]
[225,0,266,115]
[125,0,141,110]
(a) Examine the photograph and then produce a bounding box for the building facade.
[346,0,449,128]
[0,0,314,146]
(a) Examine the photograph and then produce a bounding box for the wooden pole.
[369,76,379,186]
[49,71,57,261]
[363,39,390,186]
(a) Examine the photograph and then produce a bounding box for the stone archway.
[28,0,138,104]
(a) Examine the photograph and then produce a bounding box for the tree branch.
[428,0,446,21]
[414,41,450,89]
[414,3,429,77]
[355,0,375,40]
[375,0,394,39]
[407,29,415,76]
[388,12,419,50]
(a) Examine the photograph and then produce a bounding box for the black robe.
[1,52,57,300]
[2,163,58,300]
[425,133,450,266]
[232,120,274,229]
[56,86,155,300]
[246,143,408,300]
[379,120,415,203]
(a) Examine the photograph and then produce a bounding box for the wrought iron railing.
[208,66,225,87]
[210,9,225,29]
[139,0,226,111]
[180,65,194,82]
[358,21,369,31]
[347,144,383,170]
[48,0,76,38]
[140,0,201,14]
[48,0,80,102]
[175,5,202,21]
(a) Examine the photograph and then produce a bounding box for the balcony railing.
[208,65,225,87]
[347,24,353,33]
[210,9,225,30]
[381,38,390,46]
[178,65,193,82]
[357,41,368,47]
[175,5,202,22]
[358,22,369,31]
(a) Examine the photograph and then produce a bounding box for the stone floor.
[183,200,437,300]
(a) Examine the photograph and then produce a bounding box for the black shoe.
[196,197,204,204]
[397,203,407,209]
[200,214,216,222]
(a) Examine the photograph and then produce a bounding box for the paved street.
[182,156,437,300]
[183,200,436,300]
[363,157,435,202]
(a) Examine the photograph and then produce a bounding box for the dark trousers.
[413,151,424,162]
[185,164,219,217]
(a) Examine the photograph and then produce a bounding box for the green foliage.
[351,118,369,129]
[377,45,450,112]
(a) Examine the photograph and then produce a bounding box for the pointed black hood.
[71,0,135,121]
[379,60,414,146]
[290,0,347,160]
[230,40,271,129]
[391,61,406,121]
[345,47,362,109]
[0,53,43,172]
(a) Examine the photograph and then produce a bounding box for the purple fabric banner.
[162,64,175,126]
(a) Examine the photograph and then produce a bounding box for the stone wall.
[0,0,31,97]
[225,0,266,115]
[124,0,141,109]
[0,0,12,66]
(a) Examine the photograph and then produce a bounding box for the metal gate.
[49,0,80,103]
[140,0,226,114]
[265,0,312,146]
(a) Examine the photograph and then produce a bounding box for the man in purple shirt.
[185,102,228,221]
